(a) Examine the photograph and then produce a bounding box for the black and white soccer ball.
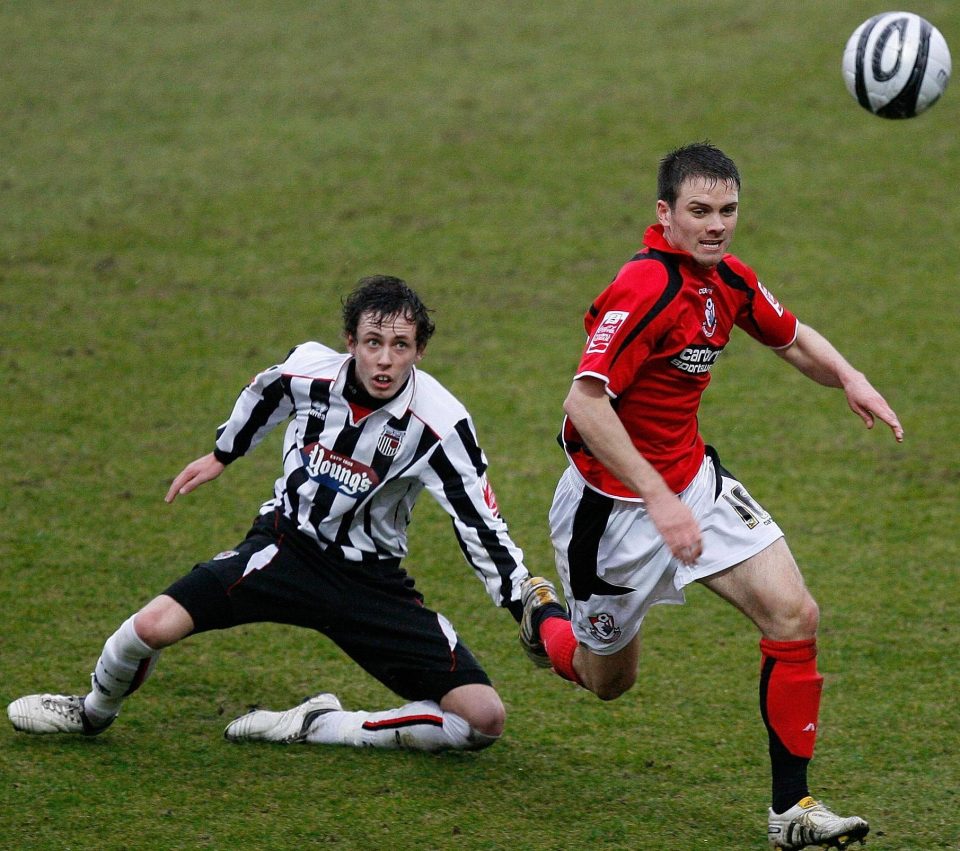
[842,11,951,118]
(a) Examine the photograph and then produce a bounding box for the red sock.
[760,638,823,759]
[541,616,582,685]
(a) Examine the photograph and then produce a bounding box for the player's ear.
[656,199,671,226]
[346,334,357,355]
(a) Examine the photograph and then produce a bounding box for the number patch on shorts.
[723,485,771,529]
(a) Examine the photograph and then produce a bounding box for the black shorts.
[163,512,491,703]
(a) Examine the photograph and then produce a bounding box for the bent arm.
[775,322,904,442]
[564,377,702,564]
[564,378,671,499]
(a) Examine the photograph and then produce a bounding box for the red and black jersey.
[562,224,798,499]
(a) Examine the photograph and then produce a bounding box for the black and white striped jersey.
[213,341,529,616]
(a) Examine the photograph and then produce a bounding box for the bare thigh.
[698,538,819,640]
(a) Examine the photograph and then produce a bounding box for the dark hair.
[341,275,436,349]
[657,141,741,208]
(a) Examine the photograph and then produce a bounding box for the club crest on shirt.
[588,612,622,643]
[301,442,379,497]
[586,310,629,354]
[377,425,404,457]
[702,296,717,338]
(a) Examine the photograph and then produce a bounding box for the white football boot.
[768,796,869,849]
[224,693,342,744]
[8,694,115,736]
[518,576,562,668]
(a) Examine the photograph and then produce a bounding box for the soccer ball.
[842,12,951,118]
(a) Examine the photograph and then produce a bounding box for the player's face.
[347,311,423,399]
[657,177,739,268]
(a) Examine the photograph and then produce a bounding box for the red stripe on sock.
[361,714,444,731]
[122,656,154,697]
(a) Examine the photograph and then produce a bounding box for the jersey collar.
[642,224,691,258]
[334,355,416,419]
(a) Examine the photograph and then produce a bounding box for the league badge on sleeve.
[587,310,629,354]
[757,281,784,316]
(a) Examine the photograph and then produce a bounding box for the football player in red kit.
[521,142,902,850]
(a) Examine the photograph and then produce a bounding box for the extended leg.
[700,539,868,848]
[8,595,193,736]
[225,683,503,752]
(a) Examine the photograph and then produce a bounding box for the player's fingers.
[675,539,702,565]
[165,464,201,502]
[881,413,905,442]
[854,397,904,442]
[165,471,190,503]
[177,475,199,496]
[848,398,875,429]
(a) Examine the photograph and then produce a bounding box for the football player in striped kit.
[9,275,532,754]
[519,143,903,849]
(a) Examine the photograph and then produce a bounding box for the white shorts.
[549,448,784,655]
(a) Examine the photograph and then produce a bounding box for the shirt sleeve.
[213,354,297,464]
[577,260,678,397]
[731,264,799,349]
[420,416,528,621]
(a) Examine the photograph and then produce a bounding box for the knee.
[131,609,168,650]
[467,694,506,739]
[773,594,820,641]
[799,597,820,636]
[593,679,635,702]
[444,685,506,738]
[576,642,640,701]
[588,669,637,702]
[132,597,192,650]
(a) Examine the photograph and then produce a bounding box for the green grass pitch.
[1,2,958,848]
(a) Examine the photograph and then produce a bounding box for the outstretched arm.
[420,416,529,620]
[564,377,703,565]
[164,452,226,503]
[775,322,904,442]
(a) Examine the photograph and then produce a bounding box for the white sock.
[83,615,159,723]
[305,700,498,752]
